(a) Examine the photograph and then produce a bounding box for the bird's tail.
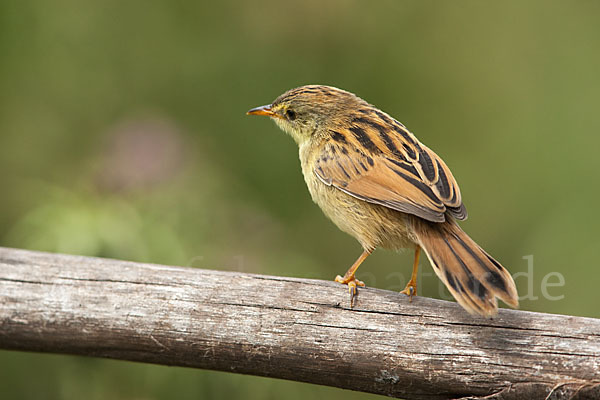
[411,217,518,316]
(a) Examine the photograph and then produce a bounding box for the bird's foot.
[335,274,365,307]
[400,280,417,302]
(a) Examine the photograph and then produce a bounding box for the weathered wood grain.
[0,247,599,399]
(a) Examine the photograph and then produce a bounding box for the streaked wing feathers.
[314,111,466,222]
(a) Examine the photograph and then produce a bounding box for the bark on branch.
[0,247,599,399]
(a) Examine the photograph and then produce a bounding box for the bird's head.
[247,85,367,146]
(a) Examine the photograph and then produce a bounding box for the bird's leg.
[400,246,420,301]
[335,249,371,307]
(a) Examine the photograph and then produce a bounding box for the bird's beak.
[247,104,279,118]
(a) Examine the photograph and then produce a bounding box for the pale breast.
[299,143,416,251]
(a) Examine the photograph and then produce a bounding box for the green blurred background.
[1,1,599,399]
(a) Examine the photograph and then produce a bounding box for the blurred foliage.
[1,0,599,399]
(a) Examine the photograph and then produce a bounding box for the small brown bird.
[247,85,518,316]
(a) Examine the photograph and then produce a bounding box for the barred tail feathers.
[412,217,518,316]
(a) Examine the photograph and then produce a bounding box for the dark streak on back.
[349,126,381,154]
[330,130,348,144]
[387,158,419,177]
[353,117,405,158]
[419,149,436,181]
[392,125,417,146]
[403,143,417,159]
[436,161,451,199]
[390,168,443,206]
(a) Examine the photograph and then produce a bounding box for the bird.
[247,85,518,316]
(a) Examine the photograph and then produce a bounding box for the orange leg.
[335,249,372,307]
[400,246,420,301]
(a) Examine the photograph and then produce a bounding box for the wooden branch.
[0,247,599,399]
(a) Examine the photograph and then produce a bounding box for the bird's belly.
[301,165,416,251]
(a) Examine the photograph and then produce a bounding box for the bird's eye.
[285,109,297,120]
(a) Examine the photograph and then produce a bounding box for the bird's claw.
[335,275,365,307]
[400,281,417,302]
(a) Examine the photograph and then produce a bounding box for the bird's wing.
[314,112,466,223]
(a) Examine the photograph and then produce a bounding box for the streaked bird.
[247,85,518,316]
